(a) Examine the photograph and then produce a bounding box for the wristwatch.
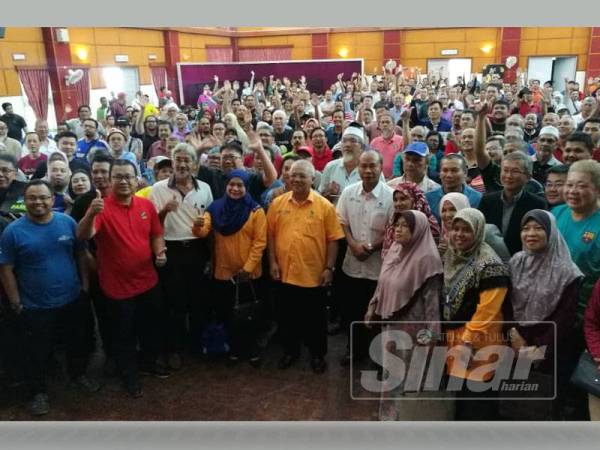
[325,266,336,273]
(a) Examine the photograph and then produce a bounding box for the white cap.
[342,126,365,143]
[539,126,559,140]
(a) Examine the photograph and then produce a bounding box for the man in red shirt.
[77,159,168,398]
[516,87,544,117]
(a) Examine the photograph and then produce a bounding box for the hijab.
[67,168,95,200]
[439,192,470,239]
[509,210,583,324]
[382,182,440,254]
[371,210,444,320]
[443,208,510,321]
[207,169,260,236]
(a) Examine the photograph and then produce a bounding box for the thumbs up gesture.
[163,194,179,214]
[88,190,104,216]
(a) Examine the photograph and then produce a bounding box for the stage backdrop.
[177,59,363,106]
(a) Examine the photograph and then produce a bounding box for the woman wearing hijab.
[443,208,510,420]
[68,169,94,201]
[201,169,267,367]
[438,192,511,262]
[502,209,583,420]
[382,182,440,257]
[365,210,452,420]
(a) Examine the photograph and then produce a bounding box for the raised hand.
[163,194,179,214]
[88,190,104,216]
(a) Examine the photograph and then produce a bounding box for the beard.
[342,152,356,164]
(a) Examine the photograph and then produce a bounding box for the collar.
[359,181,384,199]
[288,189,315,205]
[168,175,199,190]
[501,188,524,205]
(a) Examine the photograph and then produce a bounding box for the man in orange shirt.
[267,160,344,374]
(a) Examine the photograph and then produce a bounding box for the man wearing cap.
[532,126,563,184]
[320,125,380,204]
[101,129,138,173]
[369,112,403,179]
[115,117,143,162]
[109,93,127,120]
[386,142,441,193]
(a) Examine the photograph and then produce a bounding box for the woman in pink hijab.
[365,210,452,420]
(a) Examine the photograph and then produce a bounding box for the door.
[102,66,140,107]
[428,58,472,86]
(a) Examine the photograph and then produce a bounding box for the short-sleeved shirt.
[369,134,404,179]
[336,181,394,280]
[267,190,345,288]
[274,128,294,149]
[553,204,600,317]
[0,213,82,309]
[150,176,213,241]
[131,131,160,159]
[93,194,163,300]
[0,113,27,141]
[76,137,108,160]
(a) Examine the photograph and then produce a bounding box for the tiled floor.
[0,333,380,421]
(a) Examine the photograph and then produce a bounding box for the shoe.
[168,353,183,371]
[28,393,50,416]
[71,375,101,393]
[139,363,171,379]
[124,376,143,399]
[311,356,327,374]
[249,356,262,369]
[277,354,298,370]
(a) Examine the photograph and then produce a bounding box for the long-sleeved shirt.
[205,208,267,281]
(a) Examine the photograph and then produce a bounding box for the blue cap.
[403,141,429,157]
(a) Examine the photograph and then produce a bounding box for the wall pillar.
[163,30,181,103]
[312,33,329,60]
[586,27,600,82]
[500,27,522,83]
[42,27,79,122]
[383,30,401,68]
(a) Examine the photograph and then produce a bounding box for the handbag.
[570,351,600,398]
[231,277,262,329]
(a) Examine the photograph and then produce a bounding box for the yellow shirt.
[445,287,508,382]
[211,208,267,281]
[267,190,344,288]
[135,186,152,199]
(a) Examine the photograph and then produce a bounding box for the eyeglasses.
[111,174,135,182]
[502,169,526,176]
[0,167,16,174]
[25,195,52,202]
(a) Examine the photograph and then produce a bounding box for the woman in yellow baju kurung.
[442,208,510,420]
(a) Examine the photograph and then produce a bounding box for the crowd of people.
[1,67,600,421]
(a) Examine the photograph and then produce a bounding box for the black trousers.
[20,293,91,395]
[328,239,348,321]
[277,283,328,358]
[88,274,113,358]
[339,272,378,359]
[161,239,210,353]
[107,284,162,379]
[212,279,261,358]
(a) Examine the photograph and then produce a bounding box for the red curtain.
[74,68,90,107]
[206,46,234,63]
[150,66,167,98]
[17,68,49,120]
[239,47,292,62]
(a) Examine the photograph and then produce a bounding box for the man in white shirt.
[336,150,393,366]
[387,142,441,193]
[150,143,213,370]
[21,120,58,157]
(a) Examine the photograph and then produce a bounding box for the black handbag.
[570,351,600,398]
[231,277,261,328]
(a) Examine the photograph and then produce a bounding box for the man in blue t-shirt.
[76,118,107,161]
[0,179,98,416]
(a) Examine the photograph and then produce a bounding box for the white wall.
[0,80,57,134]
[89,84,158,120]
